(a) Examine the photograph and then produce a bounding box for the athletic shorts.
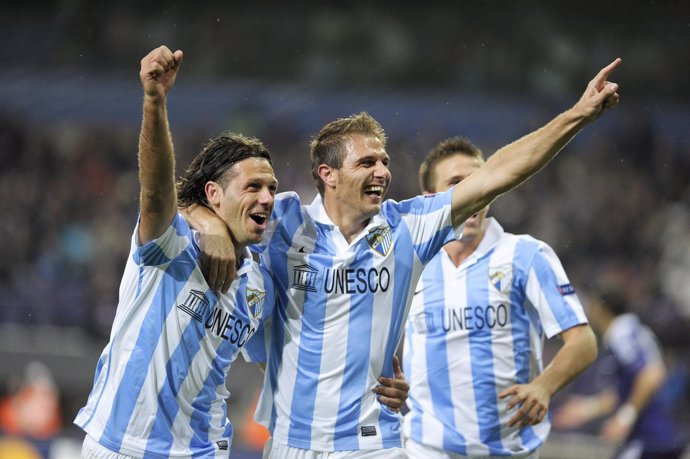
[263,437,407,459]
[81,435,137,459]
[405,437,539,459]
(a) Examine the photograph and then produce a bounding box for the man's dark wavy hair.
[177,132,272,209]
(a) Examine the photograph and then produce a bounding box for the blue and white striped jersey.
[74,213,274,458]
[243,190,461,452]
[403,218,587,457]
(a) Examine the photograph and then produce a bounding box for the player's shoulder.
[272,191,308,219]
[275,190,301,206]
[509,232,556,254]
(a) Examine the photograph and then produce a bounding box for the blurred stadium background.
[1,1,689,458]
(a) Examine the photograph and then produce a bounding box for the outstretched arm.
[499,324,598,428]
[450,58,621,228]
[552,389,618,430]
[138,45,184,244]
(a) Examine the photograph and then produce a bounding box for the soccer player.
[73,46,278,458]
[554,288,686,459]
[188,59,621,458]
[402,136,598,459]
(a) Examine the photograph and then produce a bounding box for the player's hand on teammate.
[374,356,409,413]
[140,45,183,103]
[198,222,236,294]
[499,382,550,428]
[573,58,621,123]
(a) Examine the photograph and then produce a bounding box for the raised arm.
[499,324,598,427]
[138,45,184,244]
[450,58,621,228]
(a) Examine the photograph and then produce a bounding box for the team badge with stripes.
[489,264,513,295]
[246,288,266,319]
[366,226,392,256]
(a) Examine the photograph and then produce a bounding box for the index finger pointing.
[593,58,622,86]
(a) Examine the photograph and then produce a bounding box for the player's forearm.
[139,99,176,209]
[181,203,226,233]
[534,324,598,396]
[624,362,666,415]
[486,107,588,196]
[138,97,177,241]
[451,108,590,226]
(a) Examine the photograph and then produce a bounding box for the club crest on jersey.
[366,226,392,256]
[489,264,513,295]
[246,288,266,319]
[177,289,210,323]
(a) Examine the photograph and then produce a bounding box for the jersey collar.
[307,194,388,231]
[471,217,504,259]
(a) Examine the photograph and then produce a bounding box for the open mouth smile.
[250,212,268,226]
[364,185,385,197]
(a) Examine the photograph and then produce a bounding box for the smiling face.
[429,153,489,241]
[207,157,277,248]
[329,134,391,221]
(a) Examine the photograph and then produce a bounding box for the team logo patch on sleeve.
[558,284,575,295]
[246,288,266,318]
[489,264,513,295]
[366,226,392,256]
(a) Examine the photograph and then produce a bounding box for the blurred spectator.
[0,361,62,458]
[553,288,687,458]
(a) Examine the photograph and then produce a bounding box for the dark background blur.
[1,1,689,458]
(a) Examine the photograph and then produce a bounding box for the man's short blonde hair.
[309,112,387,195]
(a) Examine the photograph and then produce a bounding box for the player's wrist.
[143,93,167,108]
[614,403,637,428]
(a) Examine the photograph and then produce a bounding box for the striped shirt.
[243,190,461,451]
[403,218,587,457]
[74,213,274,458]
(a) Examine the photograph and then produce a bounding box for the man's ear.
[317,164,337,190]
[204,181,223,207]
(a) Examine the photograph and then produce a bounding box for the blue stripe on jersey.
[379,226,417,448]
[103,248,197,451]
[531,249,579,330]
[333,246,375,450]
[145,287,218,455]
[287,224,336,447]
[383,227,416,364]
[79,346,114,430]
[139,240,173,267]
[189,339,234,454]
[510,240,539,448]
[261,198,304,436]
[467,255,503,455]
[404,323,424,444]
[424,256,467,454]
[392,192,455,266]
